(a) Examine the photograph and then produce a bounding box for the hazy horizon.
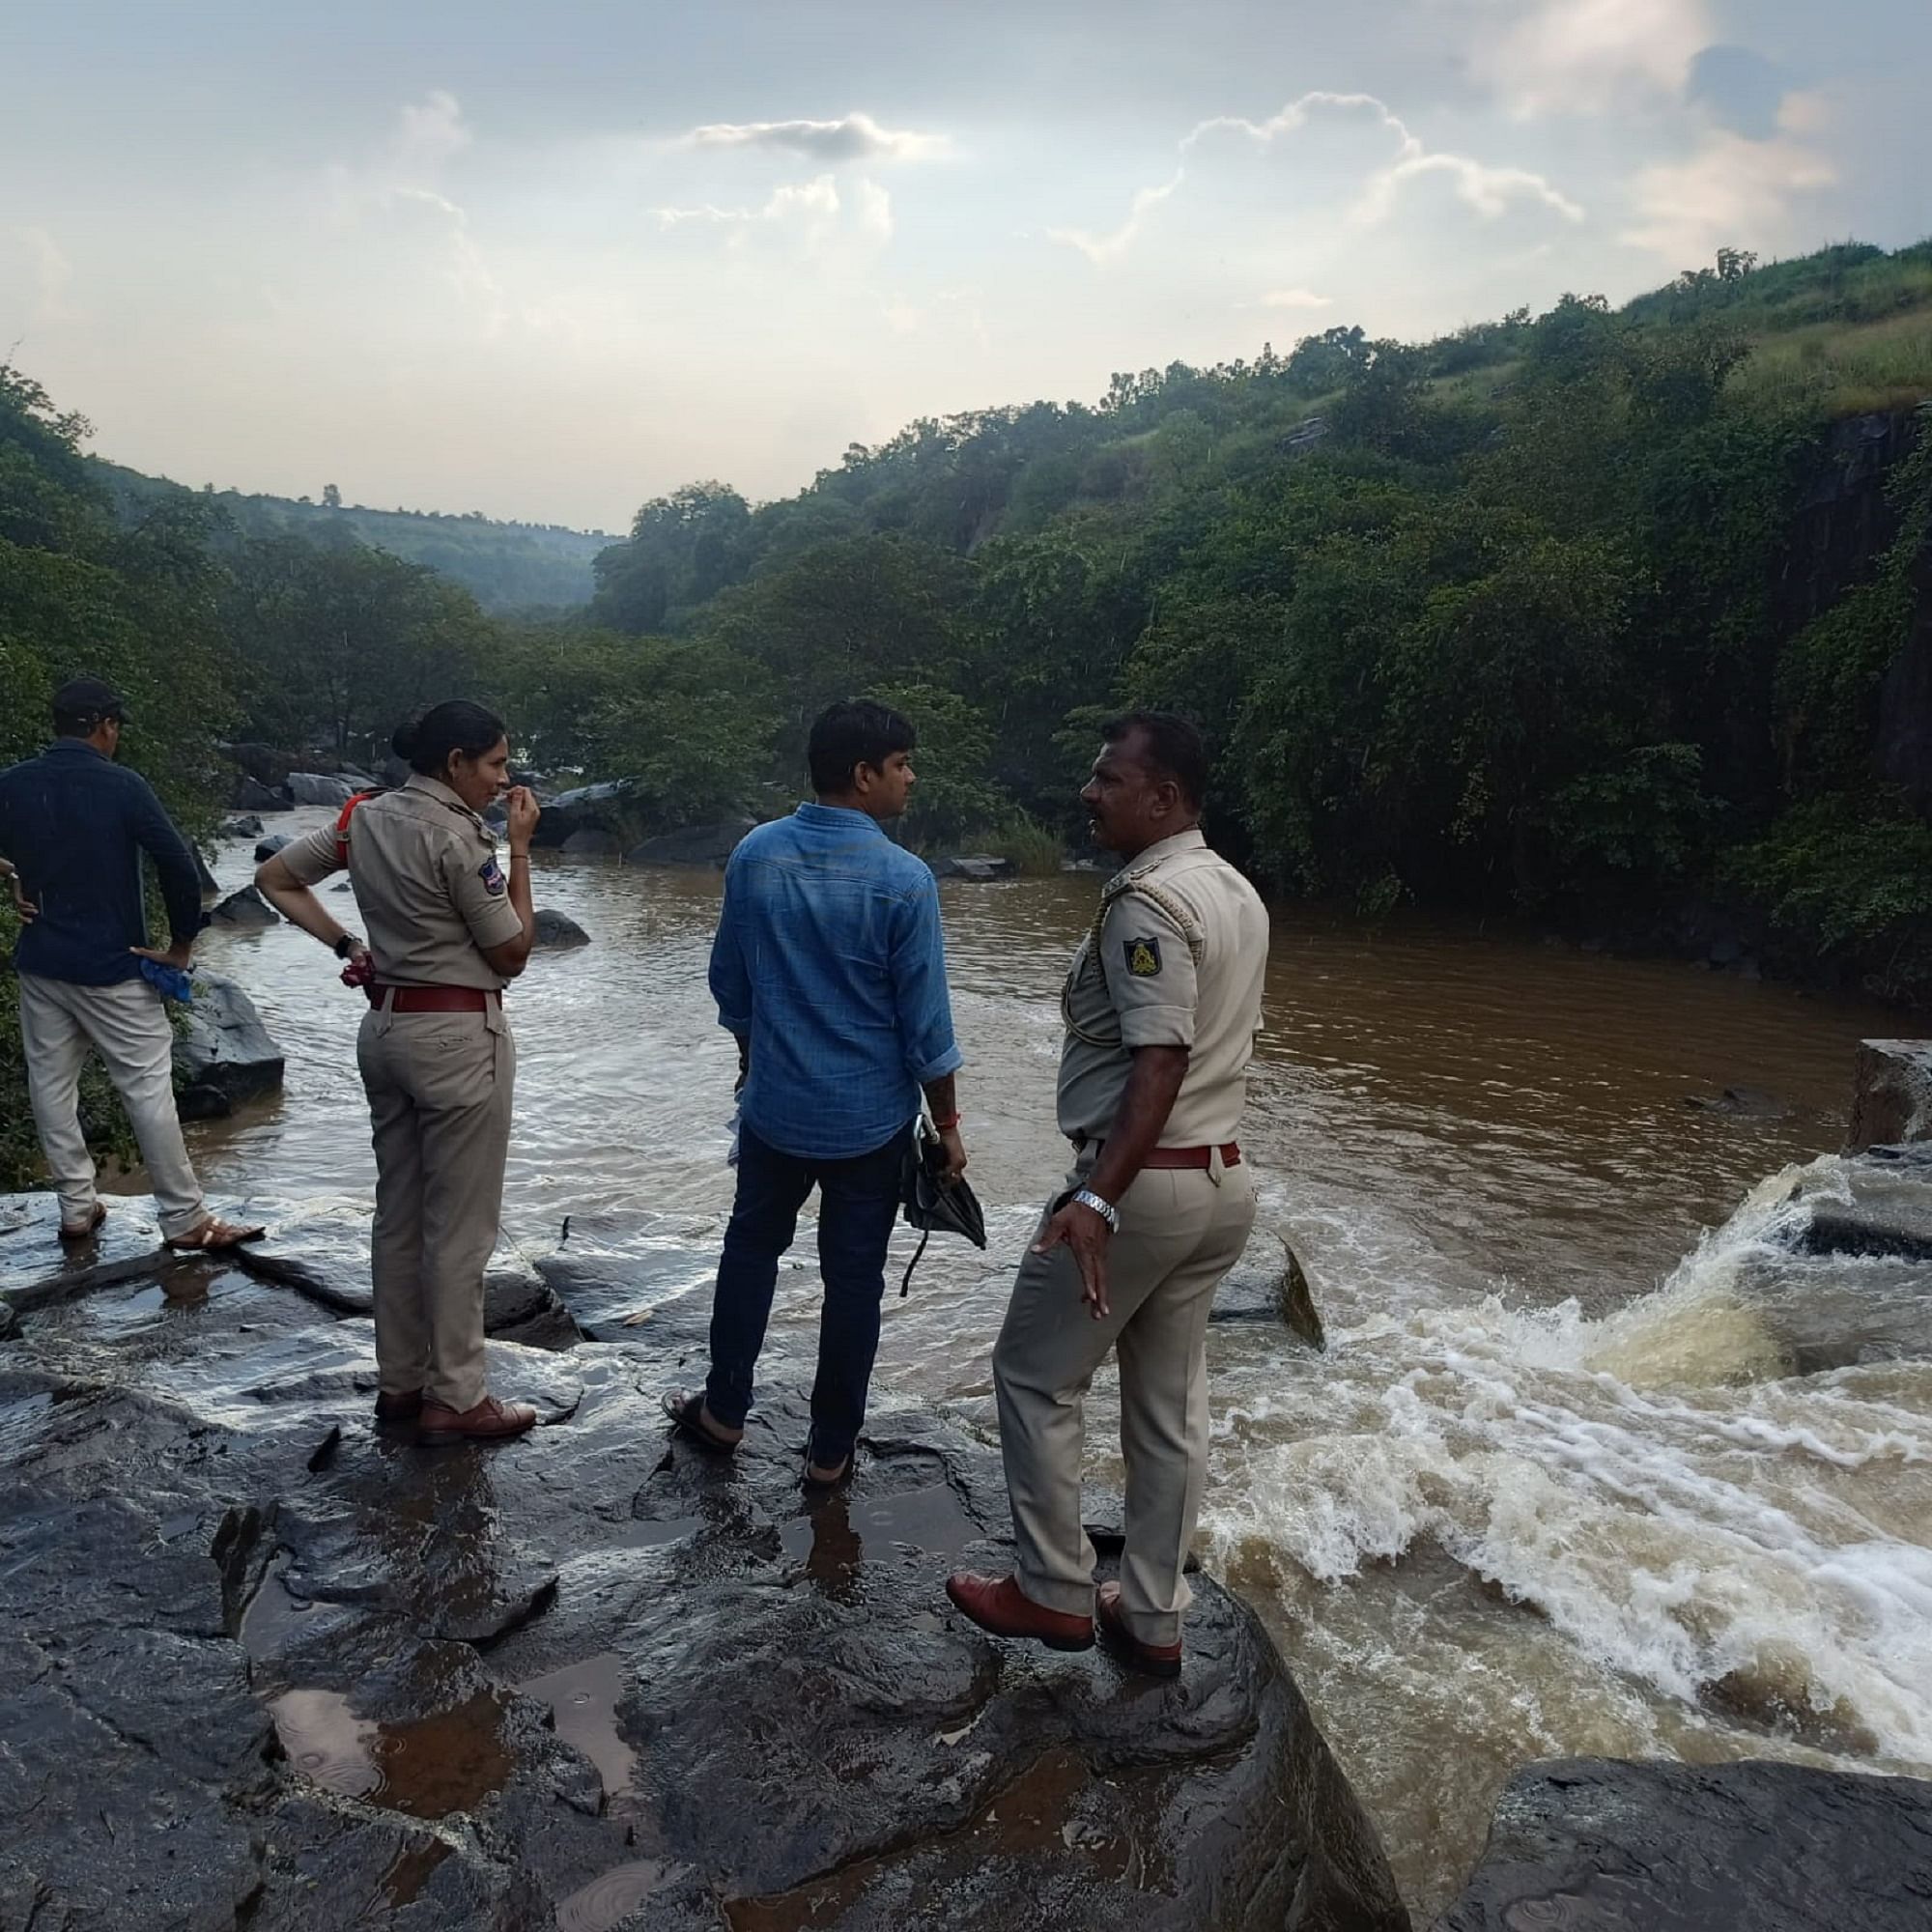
[7,0,1929,531]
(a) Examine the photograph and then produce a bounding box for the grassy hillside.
[89,460,611,612]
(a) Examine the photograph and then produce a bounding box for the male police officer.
[947,712,1266,1677]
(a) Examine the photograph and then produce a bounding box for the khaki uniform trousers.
[355,1003,515,1413]
[17,972,208,1241]
[993,1153,1255,1646]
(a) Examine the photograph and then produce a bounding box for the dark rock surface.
[287,771,357,808]
[225,813,266,838]
[255,831,295,862]
[1848,1039,1932,1152]
[211,883,280,927]
[174,969,287,1122]
[232,774,292,811]
[932,854,1018,882]
[560,826,621,857]
[0,1187,1411,1932]
[533,907,591,950]
[623,815,757,869]
[531,780,638,849]
[1684,1085,1791,1120]
[194,843,220,896]
[1209,1228,1325,1350]
[1434,1758,1932,1932]
[1734,1145,1932,1371]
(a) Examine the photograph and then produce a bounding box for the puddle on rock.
[271,1686,514,1817]
[608,1514,701,1548]
[779,1482,980,1597]
[240,1561,319,1659]
[724,1746,1142,1930]
[380,1838,453,1909]
[517,1651,638,1802]
[555,1859,683,1932]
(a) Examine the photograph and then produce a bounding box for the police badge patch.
[1123,936,1163,977]
[478,857,507,896]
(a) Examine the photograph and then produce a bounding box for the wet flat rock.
[0,1188,1408,1932]
[1434,1759,1932,1932]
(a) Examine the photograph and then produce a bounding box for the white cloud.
[10,224,78,325]
[682,111,949,163]
[395,89,472,171]
[855,179,894,242]
[1048,171,1184,265]
[1256,288,1334,310]
[1621,127,1836,265]
[652,173,841,229]
[1054,92,1580,268]
[1469,0,1715,119]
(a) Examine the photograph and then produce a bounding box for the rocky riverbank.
[0,1190,1406,1931]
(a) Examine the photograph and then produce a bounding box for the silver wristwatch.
[1070,1187,1120,1233]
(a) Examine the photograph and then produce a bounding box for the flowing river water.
[175,814,1932,1919]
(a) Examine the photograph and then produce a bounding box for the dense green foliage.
[4,237,1932,1192]
[93,461,612,612]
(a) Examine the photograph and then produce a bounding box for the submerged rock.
[0,1185,1410,1932]
[210,884,280,927]
[1435,1758,1932,1932]
[532,908,590,950]
[173,970,286,1121]
[1209,1228,1325,1349]
[932,854,1018,882]
[623,815,756,869]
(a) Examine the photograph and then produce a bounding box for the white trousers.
[16,972,207,1240]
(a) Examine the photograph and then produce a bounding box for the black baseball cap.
[51,678,127,730]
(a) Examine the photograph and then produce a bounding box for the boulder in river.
[933,853,1018,882]
[1209,1227,1326,1349]
[532,908,589,950]
[286,771,357,808]
[0,1185,1412,1932]
[530,779,637,848]
[560,827,620,857]
[254,831,293,863]
[1848,1038,1932,1151]
[194,845,219,897]
[223,814,265,838]
[1434,1758,1932,1932]
[231,775,291,812]
[173,970,286,1121]
[1683,1085,1791,1120]
[209,884,279,927]
[218,740,298,788]
[623,815,756,868]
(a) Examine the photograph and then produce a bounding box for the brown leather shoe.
[416,1394,538,1447]
[374,1390,424,1425]
[1096,1580,1182,1679]
[944,1571,1094,1652]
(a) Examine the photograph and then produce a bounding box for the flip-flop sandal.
[163,1217,268,1253]
[661,1391,741,1456]
[57,1204,107,1243]
[802,1435,854,1490]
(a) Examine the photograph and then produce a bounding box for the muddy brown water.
[168,814,1932,1919]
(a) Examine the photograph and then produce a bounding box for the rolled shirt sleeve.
[1099,892,1198,1049]
[441,838,525,953]
[277,824,347,888]
[892,874,963,1085]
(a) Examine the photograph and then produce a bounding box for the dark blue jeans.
[703,1120,911,1464]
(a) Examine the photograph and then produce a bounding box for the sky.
[4,0,1928,531]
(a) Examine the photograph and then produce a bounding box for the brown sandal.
[57,1204,107,1243]
[163,1215,267,1253]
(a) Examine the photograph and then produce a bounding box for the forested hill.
[89,460,611,612]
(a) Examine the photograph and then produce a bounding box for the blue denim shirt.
[709,803,962,1160]
[0,740,203,986]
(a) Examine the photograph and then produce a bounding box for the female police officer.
[256,700,541,1446]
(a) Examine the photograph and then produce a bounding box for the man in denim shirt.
[0,677,260,1250]
[667,701,967,1485]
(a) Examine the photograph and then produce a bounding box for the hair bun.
[390,711,426,761]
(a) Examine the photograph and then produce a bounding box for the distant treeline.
[5,237,1932,1024]
[91,460,612,612]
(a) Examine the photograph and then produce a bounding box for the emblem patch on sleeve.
[1123,936,1163,978]
[478,858,507,896]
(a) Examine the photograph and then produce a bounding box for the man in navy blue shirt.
[666,700,967,1485]
[0,678,260,1250]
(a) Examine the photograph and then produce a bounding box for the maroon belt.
[367,985,502,1012]
[1074,1138,1241,1169]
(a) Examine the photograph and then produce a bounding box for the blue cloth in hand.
[138,957,194,1004]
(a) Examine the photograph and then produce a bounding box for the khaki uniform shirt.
[1056,828,1268,1147]
[280,776,523,990]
